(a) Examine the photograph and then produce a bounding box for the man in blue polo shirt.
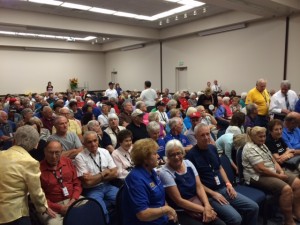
[282,112,300,150]
[164,117,193,153]
[186,123,259,225]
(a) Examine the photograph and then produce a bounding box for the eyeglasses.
[168,152,183,158]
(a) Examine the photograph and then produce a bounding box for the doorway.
[175,67,188,92]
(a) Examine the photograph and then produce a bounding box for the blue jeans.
[83,183,119,223]
[209,187,259,225]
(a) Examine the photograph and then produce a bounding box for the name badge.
[214,176,220,185]
[62,187,69,197]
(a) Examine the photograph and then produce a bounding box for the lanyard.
[90,153,102,172]
[52,168,63,186]
[124,154,134,166]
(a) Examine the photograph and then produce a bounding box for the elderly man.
[104,113,125,149]
[0,110,16,150]
[39,141,82,225]
[186,124,259,225]
[75,131,118,223]
[118,101,133,127]
[126,109,149,143]
[244,103,258,130]
[87,120,114,153]
[246,79,270,128]
[282,112,300,150]
[269,80,299,120]
[41,106,55,134]
[52,107,82,140]
[164,117,193,152]
[48,116,83,159]
[0,125,55,224]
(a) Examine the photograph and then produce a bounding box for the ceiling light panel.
[89,7,116,14]
[61,2,91,10]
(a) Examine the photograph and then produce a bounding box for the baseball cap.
[131,109,144,117]
[190,112,201,119]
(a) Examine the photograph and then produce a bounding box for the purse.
[284,155,300,170]
[184,196,203,221]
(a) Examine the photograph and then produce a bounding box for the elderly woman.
[225,112,245,135]
[135,101,149,125]
[159,140,225,225]
[147,121,166,159]
[17,108,33,127]
[0,125,55,224]
[243,126,300,225]
[184,107,197,130]
[166,108,187,134]
[104,113,125,149]
[265,119,299,175]
[98,103,110,129]
[243,103,258,130]
[111,129,133,179]
[122,138,177,225]
[149,112,166,138]
[87,120,114,153]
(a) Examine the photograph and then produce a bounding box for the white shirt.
[105,88,118,99]
[140,88,157,107]
[211,84,222,93]
[104,126,126,148]
[98,114,109,128]
[111,146,133,179]
[157,111,169,126]
[269,90,298,114]
[75,147,116,187]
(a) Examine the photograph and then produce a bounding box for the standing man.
[39,140,82,225]
[105,82,118,100]
[211,80,222,95]
[186,124,259,225]
[140,80,158,112]
[269,80,298,120]
[75,131,118,223]
[246,79,270,128]
[48,116,83,159]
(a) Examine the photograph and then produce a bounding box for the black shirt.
[126,122,149,143]
[265,134,287,155]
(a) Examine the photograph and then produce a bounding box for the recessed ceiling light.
[61,2,91,10]
[203,7,206,13]
[184,13,187,18]
[193,10,197,15]
[159,21,163,26]
[175,15,178,20]
[166,18,170,23]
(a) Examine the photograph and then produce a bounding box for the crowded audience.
[0,79,300,225]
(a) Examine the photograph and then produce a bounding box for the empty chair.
[63,197,107,225]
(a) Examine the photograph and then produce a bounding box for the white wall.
[104,43,161,91]
[287,14,300,94]
[0,49,105,95]
[162,18,286,94]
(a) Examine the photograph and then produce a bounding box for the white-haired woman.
[159,140,225,225]
[243,126,300,225]
[0,125,55,224]
[149,112,166,138]
[104,113,125,149]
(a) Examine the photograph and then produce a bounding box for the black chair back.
[116,185,125,225]
[219,154,236,185]
[63,197,107,225]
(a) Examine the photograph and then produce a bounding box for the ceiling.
[0,0,299,50]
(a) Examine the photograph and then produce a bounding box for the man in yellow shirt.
[0,125,55,224]
[246,79,270,128]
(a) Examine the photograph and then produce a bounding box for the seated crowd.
[0,79,300,225]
